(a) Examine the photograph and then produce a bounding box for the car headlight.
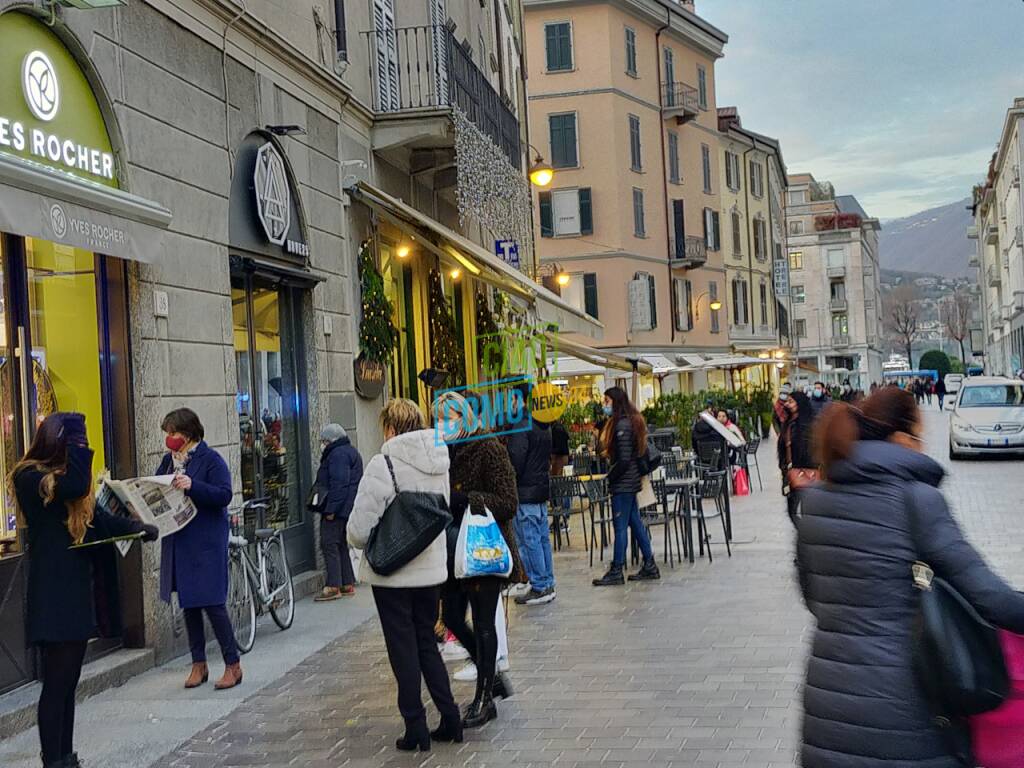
[951,417,975,433]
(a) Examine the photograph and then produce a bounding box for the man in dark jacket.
[314,424,363,600]
[506,402,556,606]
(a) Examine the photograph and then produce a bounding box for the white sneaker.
[442,642,470,662]
[453,658,509,682]
[508,583,531,598]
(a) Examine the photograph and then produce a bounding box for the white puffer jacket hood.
[347,429,450,588]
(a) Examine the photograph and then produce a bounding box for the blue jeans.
[513,502,555,591]
[612,492,653,566]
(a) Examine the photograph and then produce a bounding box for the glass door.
[232,273,312,571]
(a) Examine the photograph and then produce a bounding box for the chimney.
[680,0,696,11]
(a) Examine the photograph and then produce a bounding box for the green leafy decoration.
[428,268,465,387]
[357,240,398,364]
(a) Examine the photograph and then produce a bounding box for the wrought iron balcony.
[669,235,707,267]
[660,81,700,123]
[362,24,520,168]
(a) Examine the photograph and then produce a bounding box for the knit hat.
[320,423,347,443]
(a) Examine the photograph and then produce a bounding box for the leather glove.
[62,413,88,448]
[449,491,469,518]
[140,524,159,543]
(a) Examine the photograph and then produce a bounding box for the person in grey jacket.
[592,387,659,587]
[798,386,1024,768]
[347,399,460,752]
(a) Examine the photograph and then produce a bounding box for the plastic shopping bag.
[970,630,1024,768]
[733,467,750,496]
[454,508,512,579]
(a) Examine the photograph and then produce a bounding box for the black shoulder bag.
[364,455,452,577]
[906,486,1009,723]
[635,436,663,476]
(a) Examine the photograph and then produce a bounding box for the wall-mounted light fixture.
[266,124,307,137]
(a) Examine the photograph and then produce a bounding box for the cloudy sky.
[698,0,1024,220]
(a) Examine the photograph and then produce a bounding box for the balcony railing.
[362,25,520,168]
[831,334,850,348]
[815,214,862,231]
[830,297,848,312]
[660,81,700,120]
[670,235,708,267]
[827,265,846,278]
[986,224,999,245]
[967,225,979,240]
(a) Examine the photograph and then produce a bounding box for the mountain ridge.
[878,197,973,277]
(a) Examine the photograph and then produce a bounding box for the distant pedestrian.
[16,413,158,768]
[772,382,793,437]
[312,424,363,601]
[779,391,816,526]
[549,419,570,478]
[797,387,1024,767]
[592,386,660,586]
[347,399,460,751]
[158,408,242,691]
[935,376,947,409]
[808,381,831,419]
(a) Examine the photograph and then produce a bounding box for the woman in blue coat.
[798,387,1024,767]
[157,408,241,690]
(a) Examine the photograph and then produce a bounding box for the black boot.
[492,671,513,700]
[462,676,497,729]
[62,756,82,768]
[395,717,431,752]
[430,715,464,744]
[627,558,661,581]
[592,563,625,586]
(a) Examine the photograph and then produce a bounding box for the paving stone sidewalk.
[149,410,1024,768]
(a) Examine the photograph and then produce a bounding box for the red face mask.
[165,435,188,453]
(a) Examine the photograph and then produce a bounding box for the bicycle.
[226,497,295,654]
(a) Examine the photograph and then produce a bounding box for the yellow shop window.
[25,238,106,474]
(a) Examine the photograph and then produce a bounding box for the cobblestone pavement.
[149,409,1024,768]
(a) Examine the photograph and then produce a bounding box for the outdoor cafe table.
[664,475,699,564]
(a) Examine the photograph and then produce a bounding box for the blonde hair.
[433,391,479,442]
[381,398,427,436]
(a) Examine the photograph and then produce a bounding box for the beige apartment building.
[785,174,883,387]
[716,107,790,388]
[524,0,732,398]
[968,98,1024,375]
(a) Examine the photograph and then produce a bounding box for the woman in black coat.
[14,413,157,768]
[798,388,1024,768]
[780,389,816,526]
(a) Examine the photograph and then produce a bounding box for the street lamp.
[693,291,722,320]
[527,144,554,187]
[556,272,571,287]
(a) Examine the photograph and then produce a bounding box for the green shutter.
[579,188,593,234]
[539,191,553,237]
[584,272,599,318]
[648,273,657,328]
[545,25,559,70]
[558,24,572,69]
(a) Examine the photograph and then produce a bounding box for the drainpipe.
[741,141,755,345]
[655,8,673,342]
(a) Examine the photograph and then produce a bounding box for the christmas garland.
[428,268,465,386]
[357,240,397,364]
[475,290,501,364]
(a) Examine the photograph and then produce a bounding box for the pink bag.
[732,467,750,496]
[969,630,1024,768]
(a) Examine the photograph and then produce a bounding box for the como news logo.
[433,377,567,446]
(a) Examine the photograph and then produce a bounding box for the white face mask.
[813,388,824,398]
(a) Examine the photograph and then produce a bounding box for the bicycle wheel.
[227,549,256,653]
[265,536,295,630]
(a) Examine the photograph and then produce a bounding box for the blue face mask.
[602,405,613,417]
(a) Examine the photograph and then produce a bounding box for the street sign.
[773,253,790,299]
[495,240,520,269]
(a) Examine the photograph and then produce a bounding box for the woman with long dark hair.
[797,388,1024,767]
[12,413,157,768]
[779,389,816,526]
[157,408,240,691]
[592,386,659,587]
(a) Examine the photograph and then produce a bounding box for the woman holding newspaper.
[13,412,158,768]
[156,408,242,691]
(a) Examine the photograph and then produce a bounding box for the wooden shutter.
[648,272,657,328]
[578,188,593,234]
[712,211,721,251]
[583,273,599,318]
[672,199,685,257]
[373,0,399,111]
[539,191,553,237]
[709,280,719,332]
[430,0,448,104]
[545,24,559,70]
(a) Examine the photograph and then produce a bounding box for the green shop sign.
[0,12,116,187]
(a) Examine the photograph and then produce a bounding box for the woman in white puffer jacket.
[347,398,460,752]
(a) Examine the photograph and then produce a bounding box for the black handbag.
[364,455,452,576]
[907,488,1009,720]
[635,437,663,476]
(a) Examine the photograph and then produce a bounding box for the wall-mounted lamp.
[774,349,786,359]
[396,243,411,259]
[775,362,786,369]
[693,292,722,320]
[758,352,771,360]
[266,124,307,137]
[449,267,462,281]
[556,272,571,287]
[526,144,554,187]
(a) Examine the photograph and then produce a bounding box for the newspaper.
[97,473,198,555]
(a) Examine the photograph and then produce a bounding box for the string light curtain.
[357,239,397,364]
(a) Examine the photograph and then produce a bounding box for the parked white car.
[947,377,1024,459]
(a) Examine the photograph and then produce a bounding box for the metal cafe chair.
[741,436,764,492]
[690,470,731,563]
[582,477,614,567]
[548,475,577,551]
[639,476,683,568]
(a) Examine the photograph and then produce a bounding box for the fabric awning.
[548,355,605,377]
[346,180,603,339]
[548,334,652,375]
[680,353,706,367]
[698,355,770,370]
[641,354,684,374]
[0,153,171,262]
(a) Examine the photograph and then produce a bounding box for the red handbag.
[970,630,1024,768]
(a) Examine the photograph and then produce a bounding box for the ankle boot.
[396,717,431,751]
[62,755,82,768]
[627,558,661,581]
[462,676,497,729]
[430,715,464,743]
[592,563,625,586]
[492,671,513,700]
[214,663,243,690]
[184,662,208,689]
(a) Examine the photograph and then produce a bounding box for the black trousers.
[372,585,460,724]
[37,640,88,764]
[320,516,355,587]
[786,489,801,527]
[441,580,501,691]
[184,604,239,665]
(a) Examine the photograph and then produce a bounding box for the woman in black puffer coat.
[797,387,1024,767]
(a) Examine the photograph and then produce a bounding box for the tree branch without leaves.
[941,287,972,363]
[885,284,921,367]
